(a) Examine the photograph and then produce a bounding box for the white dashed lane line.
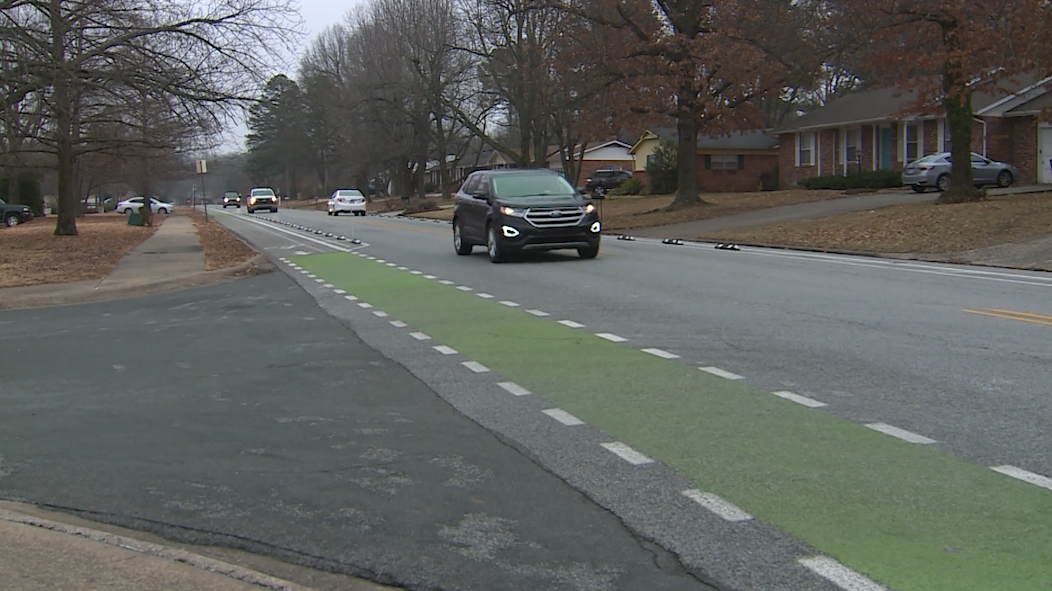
[558,320,584,328]
[772,391,828,408]
[865,423,936,445]
[334,289,346,295]
[457,285,473,292]
[990,465,1052,491]
[439,280,454,285]
[314,279,325,283]
[424,275,437,279]
[411,270,423,275]
[499,301,520,308]
[681,490,753,523]
[699,366,744,380]
[397,266,408,270]
[477,293,494,299]
[799,556,888,591]
[410,332,431,341]
[322,283,334,288]
[542,408,585,426]
[462,361,490,373]
[358,302,373,309]
[642,348,680,360]
[498,382,531,397]
[373,311,388,318]
[596,333,628,343]
[344,295,358,302]
[433,345,458,355]
[526,309,550,317]
[389,320,407,328]
[600,442,654,466]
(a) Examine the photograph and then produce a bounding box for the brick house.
[774,77,1052,189]
[628,129,779,192]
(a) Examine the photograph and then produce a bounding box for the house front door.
[1039,125,1052,184]
[880,128,893,170]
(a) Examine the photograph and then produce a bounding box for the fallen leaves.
[0,214,157,289]
[191,213,259,271]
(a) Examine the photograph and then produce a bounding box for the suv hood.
[497,195,583,208]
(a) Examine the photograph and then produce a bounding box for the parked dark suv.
[584,169,632,193]
[453,169,601,262]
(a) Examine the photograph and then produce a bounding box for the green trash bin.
[127,209,143,226]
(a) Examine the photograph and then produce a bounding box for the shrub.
[797,169,902,190]
[424,182,437,193]
[645,138,678,194]
[619,177,644,195]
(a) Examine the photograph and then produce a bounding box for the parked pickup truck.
[0,198,33,227]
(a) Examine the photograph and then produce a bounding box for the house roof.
[629,128,778,153]
[776,76,1049,133]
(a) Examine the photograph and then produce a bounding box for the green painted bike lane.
[296,252,1052,591]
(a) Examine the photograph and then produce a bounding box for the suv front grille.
[524,206,585,228]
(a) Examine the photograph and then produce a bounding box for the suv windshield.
[252,189,275,196]
[492,174,575,199]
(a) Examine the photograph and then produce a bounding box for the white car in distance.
[328,189,367,216]
[115,196,174,214]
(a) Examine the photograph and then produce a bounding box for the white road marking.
[306,273,317,278]
[772,391,828,408]
[397,266,408,270]
[526,309,550,317]
[390,320,407,328]
[558,320,584,328]
[410,332,431,340]
[314,278,325,283]
[477,293,494,299]
[596,333,627,342]
[433,345,458,355]
[219,215,358,253]
[865,423,936,445]
[322,283,334,288]
[462,361,490,373]
[358,302,373,309]
[681,490,753,522]
[600,442,654,465]
[112,364,125,371]
[990,465,1052,491]
[424,275,437,279]
[439,280,454,285]
[542,408,585,426]
[278,257,288,261]
[373,311,388,317]
[334,289,346,295]
[376,259,386,263]
[299,270,310,274]
[642,348,680,359]
[457,285,473,291]
[410,270,423,275]
[799,556,888,591]
[386,263,397,267]
[699,366,744,380]
[344,295,358,302]
[367,256,376,260]
[499,301,520,307]
[498,382,531,396]
[294,251,310,256]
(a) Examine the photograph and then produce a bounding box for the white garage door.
[1039,125,1052,184]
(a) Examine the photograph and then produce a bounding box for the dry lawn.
[192,213,259,271]
[703,192,1052,254]
[403,189,846,228]
[0,214,157,289]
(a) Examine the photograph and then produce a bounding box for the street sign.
[195,159,207,174]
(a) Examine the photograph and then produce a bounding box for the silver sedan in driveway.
[902,152,1019,193]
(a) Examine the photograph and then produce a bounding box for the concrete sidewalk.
[630,184,1052,239]
[0,215,268,310]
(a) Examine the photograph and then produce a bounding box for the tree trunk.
[51,0,77,236]
[938,25,981,204]
[673,98,700,206]
[5,172,17,206]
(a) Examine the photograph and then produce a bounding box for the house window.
[645,154,656,167]
[846,128,861,164]
[905,123,919,161]
[708,154,741,169]
[798,133,813,166]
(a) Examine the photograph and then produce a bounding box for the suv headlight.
[500,206,525,217]
[584,203,596,214]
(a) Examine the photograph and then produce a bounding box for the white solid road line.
[642,348,680,359]
[699,366,744,380]
[990,465,1052,491]
[865,423,936,445]
[433,345,458,355]
[542,408,585,426]
[526,309,550,317]
[221,213,358,252]
[498,382,531,396]
[798,556,888,591]
[772,391,828,408]
[596,333,628,342]
[600,442,654,465]
[558,320,584,328]
[410,332,431,340]
[462,361,490,373]
[389,320,407,328]
[681,490,753,522]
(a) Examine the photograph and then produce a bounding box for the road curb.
[0,505,314,591]
[0,254,274,311]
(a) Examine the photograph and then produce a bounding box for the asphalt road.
[203,207,1052,591]
[0,272,715,591]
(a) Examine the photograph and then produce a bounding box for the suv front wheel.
[578,242,600,259]
[454,219,473,255]
[486,224,507,263]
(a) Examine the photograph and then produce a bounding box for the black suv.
[453,169,601,262]
[222,191,242,208]
[584,169,632,193]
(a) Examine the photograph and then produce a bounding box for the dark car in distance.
[453,169,601,263]
[584,169,633,193]
[0,197,33,227]
[222,191,242,208]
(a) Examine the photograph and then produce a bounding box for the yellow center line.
[988,308,1052,322]
[963,309,1052,327]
